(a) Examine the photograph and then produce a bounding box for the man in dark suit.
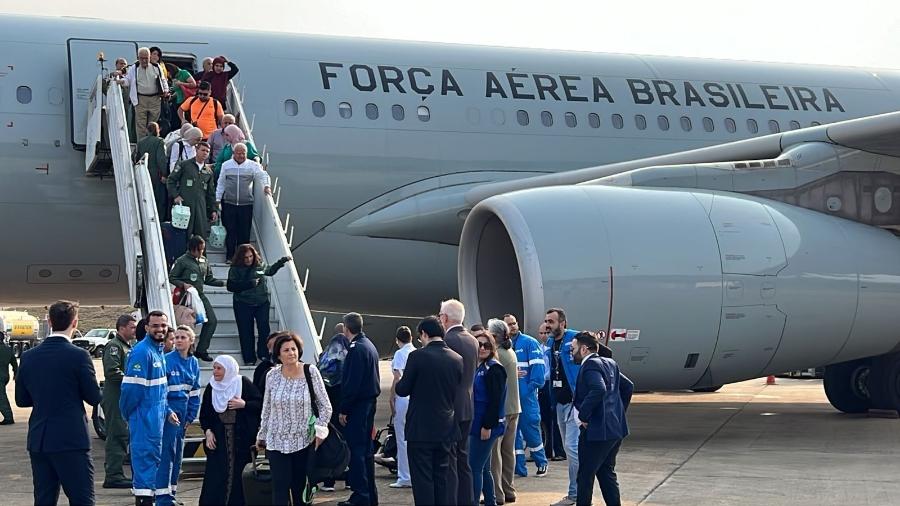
[396,316,463,506]
[338,312,381,506]
[439,298,479,506]
[15,300,103,506]
[571,332,633,506]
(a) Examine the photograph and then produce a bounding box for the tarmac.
[2,360,899,505]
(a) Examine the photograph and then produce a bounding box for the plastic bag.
[185,286,207,324]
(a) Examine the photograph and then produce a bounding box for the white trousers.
[394,396,411,484]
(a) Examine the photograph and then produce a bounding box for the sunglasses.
[478,341,492,349]
[197,92,210,97]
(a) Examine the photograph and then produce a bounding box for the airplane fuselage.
[2,14,900,319]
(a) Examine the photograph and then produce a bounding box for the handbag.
[209,218,227,249]
[179,82,197,99]
[304,364,350,485]
[173,288,196,327]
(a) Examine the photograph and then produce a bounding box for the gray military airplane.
[2,14,899,413]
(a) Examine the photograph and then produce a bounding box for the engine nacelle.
[458,185,900,390]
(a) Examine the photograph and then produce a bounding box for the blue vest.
[472,359,507,438]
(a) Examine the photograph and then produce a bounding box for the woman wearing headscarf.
[199,55,239,106]
[214,124,259,180]
[198,355,262,505]
[256,332,332,506]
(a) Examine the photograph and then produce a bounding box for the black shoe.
[506,497,517,503]
[550,455,567,461]
[0,419,14,425]
[195,352,213,362]
[102,479,132,489]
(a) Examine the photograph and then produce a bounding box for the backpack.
[318,336,348,387]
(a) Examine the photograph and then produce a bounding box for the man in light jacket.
[121,47,169,138]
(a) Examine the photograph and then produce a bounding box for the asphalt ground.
[2,359,899,505]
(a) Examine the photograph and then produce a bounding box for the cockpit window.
[17,86,32,104]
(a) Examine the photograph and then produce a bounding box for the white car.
[72,328,115,357]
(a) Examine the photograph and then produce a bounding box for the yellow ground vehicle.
[0,310,40,357]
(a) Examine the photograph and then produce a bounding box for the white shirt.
[169,141,197,171]
[392,343,415,375]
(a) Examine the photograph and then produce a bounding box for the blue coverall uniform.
[155,351,201,505]
[120,337,168,501]
[513,332,549,475]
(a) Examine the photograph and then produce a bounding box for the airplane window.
[366,103,379,120]
[747,118,759,134]
[811,121,821,126]
[392,105,405,121]
[658,115,670,131]
[724,117,736,133]
[467,107,481,125]
[789,120,801,130]
[312,100,326,118]
[588,113,601,129]
[635,114,647,130]
[491,108,506,125]
[338,102,352,119]
[541,111,553,127]
[284,99,298,117]
[680,116,692,132]
[768,120,780,133]
[517,110,529,126]
[17,86,32,104]
[612,114,624,129]
[565,112,577,128]
[417,105,431,122]
[702,117,714,132]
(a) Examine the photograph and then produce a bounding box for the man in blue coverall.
[504,314,549,478]
[120,310,170,506]
[546,308,581,506]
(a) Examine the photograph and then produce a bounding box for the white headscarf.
[209,355,242,413]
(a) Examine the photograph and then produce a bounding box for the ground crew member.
[102,314,138,488]
[504,314,549,478]
[169,235,225,362]
[0,332,18,425]
[120,310,170,505]
[133,122,169,221]
[155,325,201,506]
[166,140,217,240]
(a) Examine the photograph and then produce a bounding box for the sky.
[3,0,900,69]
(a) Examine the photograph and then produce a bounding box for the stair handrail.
[226,83,322,362]
[104,76,144,307]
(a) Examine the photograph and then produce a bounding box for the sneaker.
[318,486,335,492]
[535,464,548,477]
[550,496,576,506]
[389,481,411,488]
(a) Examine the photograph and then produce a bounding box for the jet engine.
[458,185,900,396]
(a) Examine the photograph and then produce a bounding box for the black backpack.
[303,364,350,484]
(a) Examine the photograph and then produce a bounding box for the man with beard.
[545,308,581,506]
[120,311,171,505]
[570,332,633,506]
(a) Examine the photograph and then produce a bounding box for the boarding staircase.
[85,72,325,384]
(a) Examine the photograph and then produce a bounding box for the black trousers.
[323,384,344,488]
[447,420,474,506]
[346,400,378,505]
[30,449,95,506]
[408,441,453,506]
[221,202,253,259]
[575,437,622,506]
[233,299,271,363]
[539,383,565,458]
[269,447,311,506]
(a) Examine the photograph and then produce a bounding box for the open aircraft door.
[67,39,137,149]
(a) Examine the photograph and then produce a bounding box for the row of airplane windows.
[287,99,823,134]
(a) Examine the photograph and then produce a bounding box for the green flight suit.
[0,342,18,422]
[101,334,133,482]
[134,134,169,220]
[166,157,217,240]
[170,252,225,355]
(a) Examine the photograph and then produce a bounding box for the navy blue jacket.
[339,332,381,415]
[15,335,103,452]
[574,354,633,441]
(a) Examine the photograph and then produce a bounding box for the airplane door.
[67,39,137,148]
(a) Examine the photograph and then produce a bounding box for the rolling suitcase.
[242,447,271,506]
[161,221,188,266]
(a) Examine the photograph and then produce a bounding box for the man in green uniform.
[167,141,218,240]
[169,235,225,362]
[133,122,169,221]
[0,332,18,425]
[101,314,137,488]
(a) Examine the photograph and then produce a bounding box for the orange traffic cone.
[766,375,776,385]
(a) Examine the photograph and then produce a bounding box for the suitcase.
[242,447,271,506]
[161,221,188,266]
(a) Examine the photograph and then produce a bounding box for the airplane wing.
[345,110,900,244]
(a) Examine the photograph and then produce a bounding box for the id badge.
[186,179,194,187]
[553,380,563,388]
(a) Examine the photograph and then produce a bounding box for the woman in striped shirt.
[257,332,332,505]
